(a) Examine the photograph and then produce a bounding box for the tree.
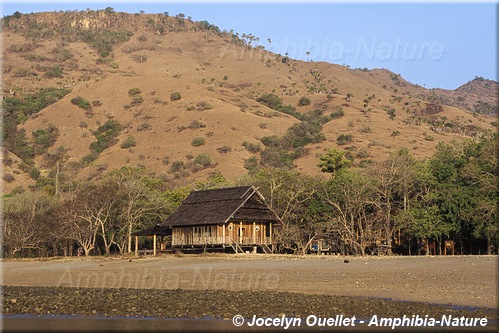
[318,148,351,175]
[106,167,167,254]
[3,191,57,256]
[59,181,118,256]
[244,168,321,254]
[367,148,422,254]
[322,169,379,255]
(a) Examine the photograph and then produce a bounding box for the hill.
[2,10,497,194]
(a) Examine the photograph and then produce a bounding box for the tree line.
[2,134,497,257]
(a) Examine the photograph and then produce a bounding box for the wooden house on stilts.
[133,186,281,254]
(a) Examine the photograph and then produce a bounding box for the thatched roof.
[163,185,281,227]
[132,224,171,236]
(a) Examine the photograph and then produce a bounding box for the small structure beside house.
[133,185,281,254]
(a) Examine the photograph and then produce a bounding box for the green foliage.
[120,136,137,149]
[386,108,396,119]
[336,134,353,145]
[391,131,401,137]
[318,148,352,174]
[170,160,185,172]
[193,154,211,168]
[45,65,63,78]
[260,135,281,148]
[196,101,213,111]
[32,125,59,155]
[2,88,69,148]
[128,88,142,96]
[330,109,344,119]
[131,95,144,105]
[244,156,259,173]
[170,92,182,101]
[242,141,262,153]
[77,29,133,57]
[87,120,122,159]
[196,20,221,33]
[256,93,282,110]
[277,104,303,120]
[71,96,91,110]
[12,129,34,162]
[283,121,326,148]
[28,166,41,180]
[191,137,206,147]
[298,97,311,107]
[217,146,232,154]
[260,148,297,169]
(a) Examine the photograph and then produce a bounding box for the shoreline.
[2,254,496,308]
[2,285,497,319]
[1,285,497,333]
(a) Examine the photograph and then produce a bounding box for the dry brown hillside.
[2,10,497,193]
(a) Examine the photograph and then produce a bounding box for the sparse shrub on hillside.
[92,100,103,107]
[11,129,34,162]
[120,136,137,149]
[32,125,59,155]
[154,98,167,105]
[359,159,373,168]
[330,109,344,119]
[423,133,435,141]
[260,148,296,169]
[217,146,231,154]
[337,134,353,145]
[356,150,370,159]
[89,120,122,155]
[360,125,371,133]
[257,93,282,110]
[261,135,281,148]
[2,88,69,153]
[137,123,151,131]
[191,137,206,147]
[244,157,259,173]
[3,173,15,183]
[298,97,311,107]
[170,92,182,101]
[71,96,91,110]
[242,141,262,153]
[131,95,144,105]
[277,104,303,120]
[128,88,142,96]
[188,120,206,130]
[196,101,213,111]
[193,154,211,169]
[45,65,63,78]
[391,130,401,137]
[29,166,41,180]
[170,161,185,172]
[386,108,396,119]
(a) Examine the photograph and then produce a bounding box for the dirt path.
[1,254,496,308]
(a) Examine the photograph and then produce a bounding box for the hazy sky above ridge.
[2,1,496,90]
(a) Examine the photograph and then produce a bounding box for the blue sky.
[2,1,497,89]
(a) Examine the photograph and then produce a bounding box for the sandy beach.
[1,254,497,332]
[2,254,496,308]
